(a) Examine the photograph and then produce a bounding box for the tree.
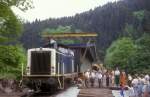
[133,10,145,22]
[20,0,150,60]
[0,0,33,11]
[105,34,150,74]
[128,34,150,74]
[0,45,26,79]
[123,24,137,38]
[0,0,32,79]
[0,3,22,43]
[0,0,33,43]
[104,37,136,70]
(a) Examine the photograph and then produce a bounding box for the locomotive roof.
[44,43,97,62]
[44,43,95,49]
[64,43,95,48]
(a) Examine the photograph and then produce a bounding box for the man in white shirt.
[96,71,102,88]
[114,67,120,87]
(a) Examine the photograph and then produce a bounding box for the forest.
[20,0,150,74]
[0,0,150,80]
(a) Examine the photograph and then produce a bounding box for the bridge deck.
[77,88,113,97]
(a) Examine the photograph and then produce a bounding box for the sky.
[12,0,118,22]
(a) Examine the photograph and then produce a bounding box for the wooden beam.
[42,32,98,38]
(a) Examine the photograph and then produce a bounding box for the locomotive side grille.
[31,51,51,75]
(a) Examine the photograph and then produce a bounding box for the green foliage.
[133,10,145,22]
[42,25,72,35]
[0,0,31,79]
[105,34,150,74]
[0,3,22,43]
[124,24,137,38]
[128,34,150,74]
[0,45,26,79]
[42,25,82,44]
[0,0,33,11]
[104,37,136,69]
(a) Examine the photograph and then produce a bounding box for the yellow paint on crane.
[42,32,98,38]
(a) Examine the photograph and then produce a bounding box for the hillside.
[20,0,150,61]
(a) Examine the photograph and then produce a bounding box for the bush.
[0,45,26,79]
[104,37,136,70]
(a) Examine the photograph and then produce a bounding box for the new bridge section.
[78,88,113,97]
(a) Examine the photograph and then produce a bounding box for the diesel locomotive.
[23,46,78,92]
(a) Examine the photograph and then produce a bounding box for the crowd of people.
[77,67,150,97]
[127,74,150,97]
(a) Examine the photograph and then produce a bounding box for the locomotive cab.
[26,48,56,76]
[23,47,77,92]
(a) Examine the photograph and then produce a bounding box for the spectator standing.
[102,69,107,87]
[120,71,127,87]
[128,84,135,97]
[90,70,96,87]
[137,75,144,97]
[128,74,132,87]
[106,71,110,87]
[96,70,102,88]
[132,75,139,97]
[142,75,150,97]
[111,70,115,87]
[84,69,90,88]
[114,67,120,87]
